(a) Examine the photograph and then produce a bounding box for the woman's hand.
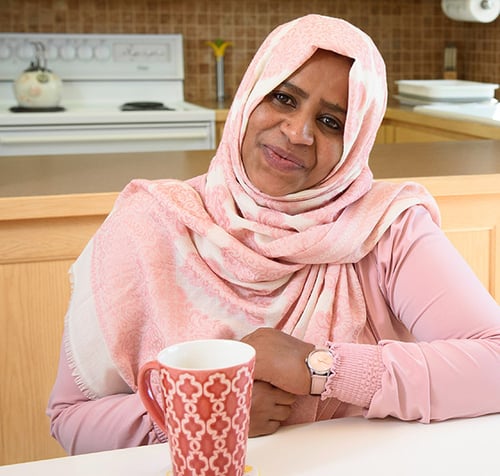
[241,327,314,396]
[248,381,296,437]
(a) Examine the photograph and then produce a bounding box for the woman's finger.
[249,381,296,437]
[270,403,293,422]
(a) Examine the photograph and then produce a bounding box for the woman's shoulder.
[372,204,443,265]
[105,176,206,219]
[355,204,444,294]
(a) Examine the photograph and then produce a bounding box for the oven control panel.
[0,33,184,80]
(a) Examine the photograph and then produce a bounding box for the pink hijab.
[84,15,439,402]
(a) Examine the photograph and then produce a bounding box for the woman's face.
[241,49,352,197]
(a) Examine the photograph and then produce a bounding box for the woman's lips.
[263,145,305,172]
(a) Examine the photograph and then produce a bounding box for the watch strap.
[310,373,327,395]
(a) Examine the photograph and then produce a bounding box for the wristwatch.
[305,348,334,395]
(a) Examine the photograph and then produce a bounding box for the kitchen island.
[1,140,499,466]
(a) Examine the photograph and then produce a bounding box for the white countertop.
[1,414,499,475]
[414,101,500,126]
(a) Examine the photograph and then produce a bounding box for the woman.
[47,14,500,454]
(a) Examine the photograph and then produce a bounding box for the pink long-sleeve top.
[47,206,500,455]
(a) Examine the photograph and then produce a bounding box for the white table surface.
[1,414,499,475]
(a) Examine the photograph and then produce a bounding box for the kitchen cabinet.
[376,119,473,143]
[1,142,499,466]
[0,203,113,465]
[378,106,500,143]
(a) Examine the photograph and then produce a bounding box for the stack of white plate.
[394,80,499,106]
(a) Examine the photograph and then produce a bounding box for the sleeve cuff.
[151,420,168,443]
[322,343,384,408]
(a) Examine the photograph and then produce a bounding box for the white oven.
[0,33,215,156]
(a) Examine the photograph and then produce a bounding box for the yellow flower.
[206,39,232,58]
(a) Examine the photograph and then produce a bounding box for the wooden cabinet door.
[0,260,71,464]
[436,192,499,301]
[0,214,105,465]
[392,124,475,143]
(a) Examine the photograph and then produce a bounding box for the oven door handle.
[0,131,210,144]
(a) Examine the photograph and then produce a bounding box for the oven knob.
[17,42,35,60]
[0,42,11,59]
[95,44,111,60]
[45,44,59,61]
[60,43,76,60]
[77,44,94,60]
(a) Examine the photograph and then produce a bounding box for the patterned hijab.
[213,14,388,217]
[72,15,439,398]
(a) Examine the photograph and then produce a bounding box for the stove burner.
[120,101,174,111]
[10,106,66,113]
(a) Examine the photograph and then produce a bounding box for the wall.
[2,0,499,103]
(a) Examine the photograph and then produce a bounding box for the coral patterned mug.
[138,339,255,476]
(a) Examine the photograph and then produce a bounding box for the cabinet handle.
[0,131,209,144]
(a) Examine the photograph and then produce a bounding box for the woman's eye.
[319,115,343,131]
[272,91,295,107]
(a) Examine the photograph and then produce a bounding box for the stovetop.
[7,101,176,114]
[0,33,215,126]
[0,101,214,127]
[120,101,175,111]
[9,106,66,113]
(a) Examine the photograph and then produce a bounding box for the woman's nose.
[280,113,314,146]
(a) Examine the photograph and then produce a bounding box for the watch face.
[308,349,333,373]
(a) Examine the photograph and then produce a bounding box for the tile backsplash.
[2,0,499,103]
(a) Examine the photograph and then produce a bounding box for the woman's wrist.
[322,343,384,407]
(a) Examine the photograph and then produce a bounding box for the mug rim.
[156,338,255,371]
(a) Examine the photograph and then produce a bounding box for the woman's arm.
[329,206,500,421]
[367,206,499,421]
[245,207,500,422]
[47,339,164,455]
[46,233,165,455]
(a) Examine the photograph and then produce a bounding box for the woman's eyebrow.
[322,99,347,117]
[281,81,347,116]
[281,81,308,99]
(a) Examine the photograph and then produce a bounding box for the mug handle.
[138,360,168,434]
